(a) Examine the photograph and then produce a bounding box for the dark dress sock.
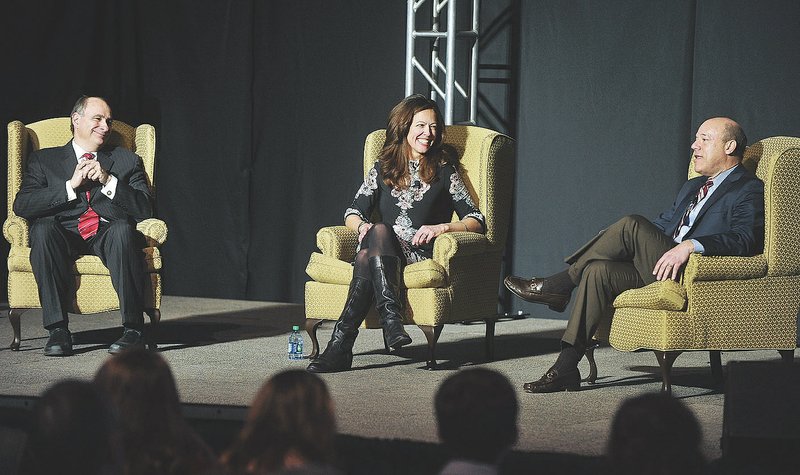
[542,269,577,294]
[553,344,583,371]
[45,321,69,331]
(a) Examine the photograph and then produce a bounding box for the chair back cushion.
[362,125,515,248]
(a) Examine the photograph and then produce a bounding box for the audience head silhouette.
[221,369,337,474]
[607,392,706,475]
[94,348,216,475]
[435,368,518,467]
[18,379,120,475]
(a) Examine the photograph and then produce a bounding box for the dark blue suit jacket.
[651,165,764,256]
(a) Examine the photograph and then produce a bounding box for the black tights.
[353,223,403,279]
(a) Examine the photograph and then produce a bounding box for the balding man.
[505,118,764,393]
[14,96,152,356]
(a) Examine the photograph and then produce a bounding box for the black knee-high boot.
[369,255,412,350]
[307,277,373,373]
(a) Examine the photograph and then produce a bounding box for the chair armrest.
[317,226,358,262]
[432,232,489,265]
[136,218,168,246]
[3,215,29,247]
[315,227,489,264]
[3,216,167,248]
[613,280,687,311]
[684,253,767,282]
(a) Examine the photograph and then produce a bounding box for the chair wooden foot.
[709,350,723,387]
[778,349,794,364]
[305,318,324,360]
[484,318,496,361]
[9,308,25,351]
[654,350,682,395]
[418,324,443,370]
[583,341,600,384]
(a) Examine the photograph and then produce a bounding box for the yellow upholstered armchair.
[607,136,800,393]
[5,118,167,350]
[304,125,514,368]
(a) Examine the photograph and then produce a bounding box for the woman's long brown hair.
[379,94,451,190]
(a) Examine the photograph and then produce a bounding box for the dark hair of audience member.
[607,392,706,475]
[435,368,519,465]
[18,379,121,475]
[220,369,337,474]
[94,348,217,475]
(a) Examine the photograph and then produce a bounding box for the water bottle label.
[288,332,304,360]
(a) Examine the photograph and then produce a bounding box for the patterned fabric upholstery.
[609,137,800,355]
[613,279,687,311]
[304,125,514,332]
[5,118,166,316]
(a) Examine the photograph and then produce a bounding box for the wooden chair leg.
[9,308,25,351]
[778,349,794,364]
[709,350,723,387]
[483,318,496,361]
[418,324,443,370]
[654,350,682,395]
[144,308,161,350]
[583,341,600,384]
[304,318,324,360]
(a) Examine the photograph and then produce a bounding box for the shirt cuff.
[690,239,705,254]
[66,181,77,201]
[100,175,118,199]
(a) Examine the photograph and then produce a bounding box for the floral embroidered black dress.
[345,159,486,264]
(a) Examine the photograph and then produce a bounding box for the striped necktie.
[77,153,100,240]
[673,178,713,239]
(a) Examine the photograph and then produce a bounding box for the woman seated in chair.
[307,94,485,373]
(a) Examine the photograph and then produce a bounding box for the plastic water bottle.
[288,325,304,360]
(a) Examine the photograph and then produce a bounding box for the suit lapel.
[60,142,77,179]
[692,166,746,225]
[668,178,705,232]
[97,149,114,174]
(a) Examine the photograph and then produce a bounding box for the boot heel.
[385,330,412,350]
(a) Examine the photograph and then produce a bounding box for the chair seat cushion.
[613,280,687,311]
[7,246,162,274]
[306,252,447,288]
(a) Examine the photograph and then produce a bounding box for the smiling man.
[504,117,764,393]
[13,96,153,356]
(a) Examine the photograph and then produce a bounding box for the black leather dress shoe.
[523,367,581,393]
[108,328,145,354]
[504,275,571,312]
[44,328,74,356]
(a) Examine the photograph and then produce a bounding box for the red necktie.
[673,178,713,239]
[77,153,100,240]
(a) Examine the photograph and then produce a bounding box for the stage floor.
[1,295,795,461]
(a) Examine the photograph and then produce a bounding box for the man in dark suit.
[505,117,764,392]
[13,96,153,356]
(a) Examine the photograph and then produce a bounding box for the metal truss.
[405,0,480,125]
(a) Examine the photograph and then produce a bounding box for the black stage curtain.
[1,1,798,314]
